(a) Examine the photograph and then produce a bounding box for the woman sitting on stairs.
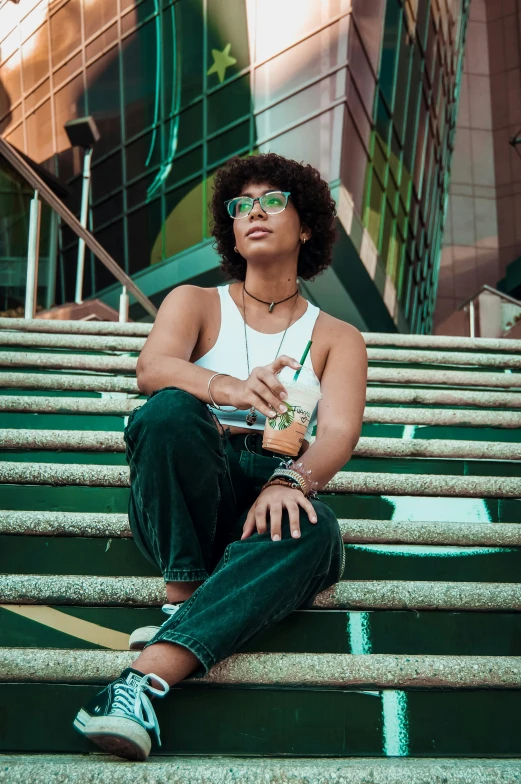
[72,151,368,761]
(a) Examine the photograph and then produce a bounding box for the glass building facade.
[0,0,469,332]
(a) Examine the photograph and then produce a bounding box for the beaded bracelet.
[270,468,309,495]
[260,477,304,496]
[279,459,319,498]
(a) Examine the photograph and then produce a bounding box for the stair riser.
[3,536,521,583]
[3,486,521,523]
[2,684,521,756]
[2,607,521,656]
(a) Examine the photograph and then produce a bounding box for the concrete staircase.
[1,317,521,782]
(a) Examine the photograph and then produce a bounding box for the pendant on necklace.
[246,406,258,426]
[269,302,275,313]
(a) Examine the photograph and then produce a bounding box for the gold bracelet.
[270,468,309,495]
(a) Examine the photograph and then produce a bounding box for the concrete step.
[3,396,521,429]
[3,510,521,546]
[3,374,521,410]
[1,755,521,783]
[4,317,521,352]
[0,372,141,393]
[2,575,521,611]
[0,332,145,352]
[3,429,521,461]
[3,332,521,370]
[1,461,519,496]
[3,604,521,656]
[1,648,521,688]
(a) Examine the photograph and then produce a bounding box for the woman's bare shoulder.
[315,309,365,347]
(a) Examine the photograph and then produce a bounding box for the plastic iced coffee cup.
[262,365,322,457]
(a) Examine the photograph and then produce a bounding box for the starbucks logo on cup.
[268,404,309,431]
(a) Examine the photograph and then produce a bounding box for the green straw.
[293,340,312,381]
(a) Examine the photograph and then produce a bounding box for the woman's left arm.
[295,322,368,491]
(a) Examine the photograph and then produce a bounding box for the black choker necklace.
[244,284,299,313]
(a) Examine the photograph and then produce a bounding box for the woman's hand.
[227,355,301,419]
[241,484,317,541]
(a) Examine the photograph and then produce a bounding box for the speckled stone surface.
[368,367,521,389]
[0,429,126,451]
[0,461,130,486]
[4,430,520,460]
[368,348,521,369]
[325,471,521,497]
[315,580,521,612]
[364,332,521,352]
[0,351,137,373]
[2,575,520,611]
[0,317,151,336]
[2,462,520,496]
[367,386,521,408]
[354,437,521,460]
[0,510,131,537]
[1,756,521,783]
[1,648,521,689]
[0,396,141,414]
[0,371,139,393]
[2,511,521,546]
[365,405,521,428]
[0,332,145,352]
[0,574,165,605]
[339,519,521,547]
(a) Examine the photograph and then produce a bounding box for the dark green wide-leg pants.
[123,386,345,679]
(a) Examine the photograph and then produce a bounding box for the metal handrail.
[457,284,521,311]
[0,136,157,319]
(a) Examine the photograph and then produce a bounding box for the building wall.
[434,0,521,331]
[0,0,469,333]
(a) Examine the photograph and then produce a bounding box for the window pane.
[207,74,250,135]
[365,167,384,247]
[348,21,376,117]
[164,178,203,259]
[255,18,348,112]
[22,23,49,93]
[352,0,385,72]
[127,199,162,273]
[87,48,122,155]
[122,21,158,140]
[84,0,118,41]
[26,99,52,162]
[50,0,82,67]
[379,0,401,109]
[54,74,83,152]
[1,51,22,118]
[341,105,369,215]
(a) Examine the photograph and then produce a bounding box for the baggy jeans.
[123,386,345,679]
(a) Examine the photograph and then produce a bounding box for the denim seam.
[152,630,215,674]
[163,569,209,581]
[129,465,166,573]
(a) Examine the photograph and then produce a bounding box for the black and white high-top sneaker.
[73,667,169,761]
[129,602,184,650]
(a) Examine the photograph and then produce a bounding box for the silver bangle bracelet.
[270,468,308,495]
[207,372,239,412]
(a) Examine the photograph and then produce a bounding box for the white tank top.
[193,284,321,439]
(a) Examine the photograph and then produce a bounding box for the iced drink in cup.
[262,364,322,457]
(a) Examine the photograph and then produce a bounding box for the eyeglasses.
[224,190,290,219]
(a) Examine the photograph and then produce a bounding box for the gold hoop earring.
[234,245,239,253]
[301,237,306,244]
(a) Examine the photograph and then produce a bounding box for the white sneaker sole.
[74,709,151,761]
[128,625,160,650]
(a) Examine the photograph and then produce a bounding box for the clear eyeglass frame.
[224,190,291,220]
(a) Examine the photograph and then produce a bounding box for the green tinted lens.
[228,197,252,218]
[261,191,287,213]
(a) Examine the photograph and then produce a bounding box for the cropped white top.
[193,284,321,440]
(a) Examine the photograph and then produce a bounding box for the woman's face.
[231,181,310,262]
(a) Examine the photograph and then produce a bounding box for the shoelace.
[162,603,183,616]
[109,672,169,746]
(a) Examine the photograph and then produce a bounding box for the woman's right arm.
[136,285,298,418]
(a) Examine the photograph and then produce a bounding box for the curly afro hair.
[210,152,337,282]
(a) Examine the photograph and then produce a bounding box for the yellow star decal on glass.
[207,43,237,83]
